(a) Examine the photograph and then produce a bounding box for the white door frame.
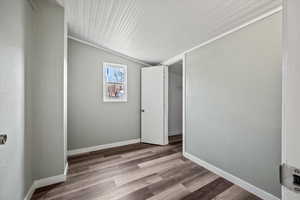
[182,54,186,152]
[281,0,300,199]
[164,66,169,145]
[165,55,186,149]
[281,0,287,198]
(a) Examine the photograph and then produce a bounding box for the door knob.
[141,109,145,112]
[0,134,7,145]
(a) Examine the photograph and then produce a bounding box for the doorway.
[141,64,184,146]
[168,61,183,144]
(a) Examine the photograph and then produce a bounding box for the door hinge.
[280,163,300,193]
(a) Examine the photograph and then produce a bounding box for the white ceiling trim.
[68,36,151,66]
[162,6,282,66]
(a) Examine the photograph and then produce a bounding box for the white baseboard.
[183,152,280,200]
[24,183,36,200]
[24,163,68,200]
[34,172,66,189]
[168,129,182,136]
[67,138,141,156]
[64,162,68,176]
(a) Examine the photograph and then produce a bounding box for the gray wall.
[0,0,33,199]
[185,12,282,197]
[68,39,145,150]
[30,0,66,180]
[168,61,183,136]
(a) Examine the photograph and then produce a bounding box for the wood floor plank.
[148,164,206,195]
[212,185,262,200]
[66,164,138,189]
[121,150,154,159]
[182,178,233,200]
[138,152,182,168]
[69,151,153,172]
[93,174,162,200]
[69,154,122,170]
[119,150,181,169]
[114,158,185,186]
[158,161,203,179]
[48,179,115,200]
[182,170,219,192]
[117,187,153,200]
[96,143,153,158]
[147,184,190,200]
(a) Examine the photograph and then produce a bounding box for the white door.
[282,0,300,199]
[141,66,168,145]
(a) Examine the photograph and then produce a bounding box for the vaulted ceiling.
[63,0,281,65]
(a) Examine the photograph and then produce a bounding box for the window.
[103,62,127,102]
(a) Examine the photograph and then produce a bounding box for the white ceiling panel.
[64,0,281,64]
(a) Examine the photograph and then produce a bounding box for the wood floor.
[31,136,261,200]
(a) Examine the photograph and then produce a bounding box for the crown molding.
[68,36,151,67]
